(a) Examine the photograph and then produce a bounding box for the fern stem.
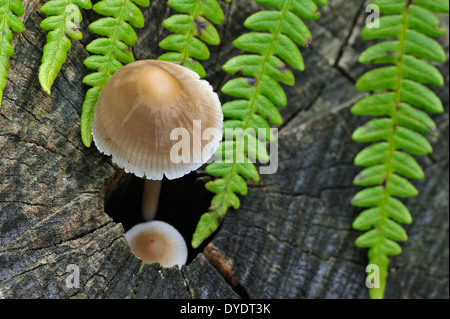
[216,0,292,217]
[0,0,11,47]
[99,1,130,90]
[373,1,411,300]
[243,0,291,126]
[180,0,203,65]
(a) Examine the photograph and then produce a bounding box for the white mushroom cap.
[125,220,188,268]
[92,60,223,180]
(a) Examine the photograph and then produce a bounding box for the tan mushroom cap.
[125,220,188,268]
[92,60,223,180]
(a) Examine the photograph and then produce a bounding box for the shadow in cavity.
[103,170,215,264]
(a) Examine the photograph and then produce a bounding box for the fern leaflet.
[0,0,24,106]
[39,0,92,94]
[158,0,225,78]
[192,0,328,248]
[351,0,448,299]
[80,0,149,147]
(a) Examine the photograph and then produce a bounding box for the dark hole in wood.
[103,170,215,264]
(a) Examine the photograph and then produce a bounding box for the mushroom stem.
[141,179,162,221]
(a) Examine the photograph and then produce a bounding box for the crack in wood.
[203,243,250,299]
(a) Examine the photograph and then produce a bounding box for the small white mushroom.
[91,60,223,221]
[125,220,188,268]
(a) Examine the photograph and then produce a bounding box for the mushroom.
[92,60,223,220]
[125,220,188,268]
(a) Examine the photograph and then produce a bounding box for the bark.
[0,0,448,299]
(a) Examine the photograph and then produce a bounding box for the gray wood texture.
[0,0,448,299]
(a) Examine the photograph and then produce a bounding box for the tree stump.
[0,0,448,299]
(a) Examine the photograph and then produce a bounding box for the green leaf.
[167,0,197,14]
[234,32,304,71]
[191,211,222,248]
[352,95,438,136]
[89,17,138,47]
[194,16,221,45]
[163,14,192,35]
[356,67,397,92]
[8,0,25,15]
[391,151,424,179]
[312,0,327,8]
[93,0,145,27]
[352,118,393,143]
[245,11,312,47]
[39,31,72,94]
[260,75,287,106]
[359,41,399,65]
[407,5,447,37]
[159,34,210,60]
[245,133,270,162]
[158,52,206,78]
[198,0,224,25]
[354,142,389,167]
[235,162,260,182]
[386,174,418,198]
[224,55,295,85]
[413,0,449,14]
[210,185,241,209]
[87,38,134,64]
[355,229,379,248]
[7,11,24,33]
[403,55,444,86]
[248,114,274,142]
[351,186,385,207]
[380,238,402,256]
[382,219,408,241]
[222,99,283,126]
[400,80,444,114]
[81,86,102,147]
[371,0,406,14]
[362,15,403,39]
[353,165,386,187]
[353,208,382,230]
[290,0,322,20]
[405,29,446,63]
[38,0,91,94]
[351,93,396,116]
[161,0,224,78]
[1,0,24,105]
[398,103,438,136]
[254,0,321,20]
[386,197,412,224]
[393,126,432,155]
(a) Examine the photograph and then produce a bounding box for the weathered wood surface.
[0,0,448,299]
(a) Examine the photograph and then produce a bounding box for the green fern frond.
[39,0,93,94]
[192,0,328,248]
[80,0,149,147]
[158,0,225,78]
[351,0,448,299]
[0,0,24,106]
